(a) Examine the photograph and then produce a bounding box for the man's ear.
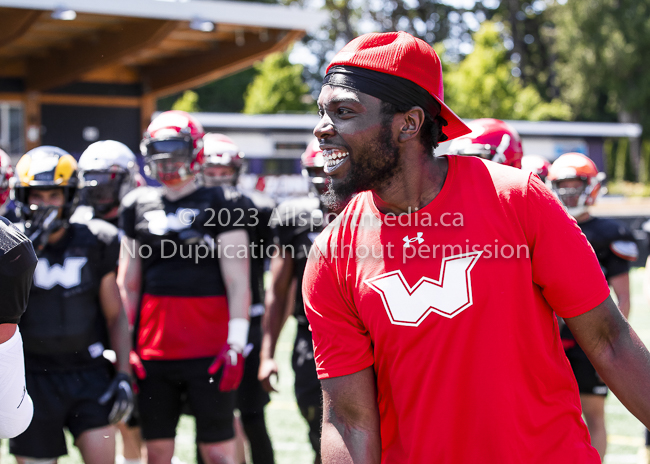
[397,107,425,143]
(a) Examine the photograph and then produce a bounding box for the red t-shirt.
[303,155,609,464]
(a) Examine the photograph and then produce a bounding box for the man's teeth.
[323,150,349,167]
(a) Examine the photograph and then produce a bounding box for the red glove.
[129,350,147,380]
[208,345,245,392]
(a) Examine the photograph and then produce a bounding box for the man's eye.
[318,109,324,117]
[338,108,352,115]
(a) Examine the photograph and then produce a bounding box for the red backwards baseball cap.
[326,31,471,141]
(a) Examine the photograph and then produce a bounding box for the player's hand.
[258,358,279,393]
[98,372,134,424]
[129,350,147,380]
[208,345,245,392]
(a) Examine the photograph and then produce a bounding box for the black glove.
[98,372,134,424]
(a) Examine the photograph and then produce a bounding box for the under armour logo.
[33,257,88,290]
[403,232,424,247]
[364,252,482,326]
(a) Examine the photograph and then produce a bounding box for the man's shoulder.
[584,217,638,261]
[121,186,160,208]
[70,219,119,246]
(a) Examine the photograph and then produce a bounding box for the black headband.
[323,65,441,118]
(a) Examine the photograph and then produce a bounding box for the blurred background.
[1,1,650,462]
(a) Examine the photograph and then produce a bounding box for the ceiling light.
[51,7,76,20]
[189,18,214,32]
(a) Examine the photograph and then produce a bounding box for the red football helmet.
[301,138,327,195]
[201,133,244,187]
[521,154,551,183]
[447,118,523,168]
[0,149,13,214]
[140,110,205,187]
[548,152,603,218]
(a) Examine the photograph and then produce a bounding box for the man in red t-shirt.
[303,31,650,464]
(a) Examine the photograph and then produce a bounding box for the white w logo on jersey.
[33,257,88,290]
[144,208,199,236]
[364,252,482,326]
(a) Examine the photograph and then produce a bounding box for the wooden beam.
[24,91,41,151]
[0,8,41,48]
[141,93,155,135]
[39,94,140,108]
[26,19,179,91]
[142,29,304,98]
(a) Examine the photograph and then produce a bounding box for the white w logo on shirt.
[364,252,482,326]
[33,257,88,290]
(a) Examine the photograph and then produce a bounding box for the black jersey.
[19,220,120,370]
[0,216,37,324]
[561,216,637,343]
[579,216,637,279]
[272,196,323,325]
[240,189,276,311]
[120,185,250,298]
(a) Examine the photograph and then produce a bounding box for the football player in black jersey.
[259,139,344,464]
[76,140,146,464]
[201,133,275,464]
[118,111,251,464]
[9,146,133,464]
[549,152,638,460]
[0,216,37,439]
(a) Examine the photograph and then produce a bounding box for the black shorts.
[292,324,321,411]
[236,316,270,416]
[10,365,113,459]
[137,357,235,443]
[565,344,608,396]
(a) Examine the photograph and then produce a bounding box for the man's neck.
[163,178,198,201]
[373,153,448,215]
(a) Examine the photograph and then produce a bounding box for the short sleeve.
[603,253,630,280]
[119,189,138,239]
[303,247,374,379]
[100,230,120,278]
[525,175,610,318]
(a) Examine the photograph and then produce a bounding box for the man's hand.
[209,345,245,392]
[129,350,147,380]
[98,372,134,424]
[258,357,279,393]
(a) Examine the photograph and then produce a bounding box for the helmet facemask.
[551,177,598,218]
[80,169,129,216]
[142,136,196,187]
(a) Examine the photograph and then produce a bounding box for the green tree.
[443,22,571,121]
[158,67,259,113]
[243,51,315,114]
[552,0,650,180]
[170,90,200,113]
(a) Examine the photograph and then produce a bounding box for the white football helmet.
[78,140,141,217]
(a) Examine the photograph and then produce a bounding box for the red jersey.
[303,155,609,464]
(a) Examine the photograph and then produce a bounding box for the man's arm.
[321,367,381,464]
[258,253,295,392]
[116,236,142,325]
[565,296,650,427]
[218,229,251,322]
[609,272,630,319]
[99,271,131,374]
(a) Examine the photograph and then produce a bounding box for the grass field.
[2,268,650,464]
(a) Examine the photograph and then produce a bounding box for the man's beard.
[323,122,401,211]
